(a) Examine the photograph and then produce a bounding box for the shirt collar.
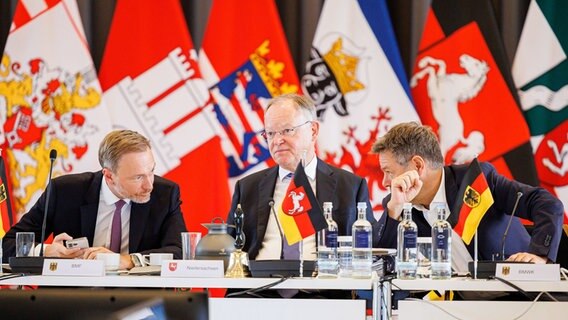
[414,169,448,212]
[278,157,317,182]
[101,175,131,206]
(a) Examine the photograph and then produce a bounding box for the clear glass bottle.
[337,236,353,277]
[397,203,418,279]
[431,203,452,279]
[317,202,339,278]
[351,202,372,278]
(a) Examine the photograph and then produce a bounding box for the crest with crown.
[250,40,298,97]
[322,37,365,95]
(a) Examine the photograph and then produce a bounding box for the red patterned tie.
[109,200,126,253]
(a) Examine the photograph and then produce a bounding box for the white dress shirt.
[93,177,131,254]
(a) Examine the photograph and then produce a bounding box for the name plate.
[160,260,224,278]
[495,263,560,281]
[42,259,105,277]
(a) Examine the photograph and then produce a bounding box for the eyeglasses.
[261,121,312,141]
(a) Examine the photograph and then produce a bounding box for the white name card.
[160,260,224,278]
[495,263,560,281]
[42,259,105,277]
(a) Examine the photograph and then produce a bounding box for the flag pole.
[473,231,478,279]
[298,150,307,278]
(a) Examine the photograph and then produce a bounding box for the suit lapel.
[129,202,151,252]
[316,160,336,208]
[256,167,278,244]
[444,166,461,228]
[80,171,103,245]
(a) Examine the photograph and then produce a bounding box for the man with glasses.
[226,93,376,267]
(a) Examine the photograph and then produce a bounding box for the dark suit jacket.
[2,171,187,262]
[376,162,564,261]
[227,160,377,260]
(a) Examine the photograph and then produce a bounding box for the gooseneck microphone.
[39,149,57,257]
[9,149,57,273]
[268,200,285,242]
[500,191,523,260]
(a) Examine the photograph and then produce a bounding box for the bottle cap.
[357,202,367,210]
[323,202,333,210]
[402,202,412,210]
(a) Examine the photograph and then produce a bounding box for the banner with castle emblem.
[302,0,419,212]
[512,0,568,222]
[411,0,538,187]
[98,0,230,232]
[0,0,112,218]
[198,0,300,188]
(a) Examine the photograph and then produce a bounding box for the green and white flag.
[512,0,568,220]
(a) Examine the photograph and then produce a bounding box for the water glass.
[417,237,432,278]
[16,232,35,257]
[181,232,201,260]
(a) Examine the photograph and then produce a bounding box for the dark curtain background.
[0,0,530,80]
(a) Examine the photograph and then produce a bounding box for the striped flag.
[512,0,568,222]
[279,162,326,245]
[452,158,494,244]
[98,0,230,232]
[198,0,300,188]
[0,0,112,218]
[302,0,419,212]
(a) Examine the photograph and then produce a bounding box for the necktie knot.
[115,199,126,210]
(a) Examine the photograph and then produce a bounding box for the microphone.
[500,191,523,260]
[468,191,525,278]
[268,200,285,259]
[9,149,57,273]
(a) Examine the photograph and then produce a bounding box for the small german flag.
[279,162,327,245]
[452,158,494,245]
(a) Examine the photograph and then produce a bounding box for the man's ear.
[411,155,426,175]
[102,168,114,185]
[311,121,320,142]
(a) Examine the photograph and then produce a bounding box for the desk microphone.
[500,191,523,260]
[468,190,525,278]
[9,149,57,273]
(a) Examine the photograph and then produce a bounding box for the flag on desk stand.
[0,152,14,238]
[279,162,326,245]
[452,158,494,245]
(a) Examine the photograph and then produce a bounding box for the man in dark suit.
[2,130,187,269]
[227,93,374,261]
[371,122,564,267]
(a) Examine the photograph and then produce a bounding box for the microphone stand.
[9,149,57,274]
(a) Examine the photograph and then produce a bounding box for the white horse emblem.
[411,54,490,164]
[287,191,305,215]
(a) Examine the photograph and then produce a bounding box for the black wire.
[226,275,291,297]
[489,275,534,301]
[0,273,27,281]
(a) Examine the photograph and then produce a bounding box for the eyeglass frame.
[261,121,313,141]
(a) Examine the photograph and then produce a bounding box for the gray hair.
[371,122,444,169]
[98,130,151,172]
[266,93,317,121]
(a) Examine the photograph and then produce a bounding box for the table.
[0,274,376,320]
[389,278,568,320]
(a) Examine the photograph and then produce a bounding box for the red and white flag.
[198,0,300,189]
[99,0,230,232]
[0,0,112,219]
